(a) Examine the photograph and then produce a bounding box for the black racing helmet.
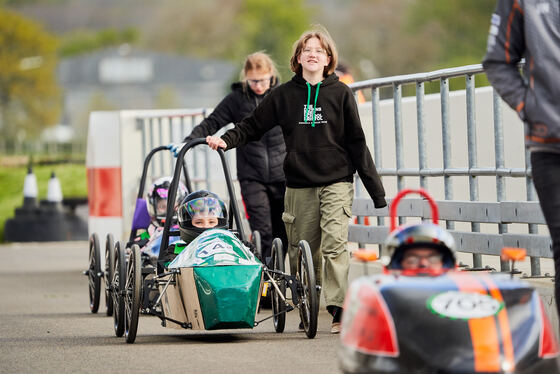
[147,176,187,226]
[384,223,456,270]
[176,190,228,242]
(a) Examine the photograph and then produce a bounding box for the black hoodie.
[221,73,386,208]
[185,82,285,183]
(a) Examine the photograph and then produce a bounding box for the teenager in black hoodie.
[207,27,387,334]
[184,52,287,265]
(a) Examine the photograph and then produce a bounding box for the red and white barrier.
[86,111,124,242]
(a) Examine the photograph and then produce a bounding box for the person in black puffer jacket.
[184,52,287,264]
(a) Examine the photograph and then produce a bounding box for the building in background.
[57,45,236,143]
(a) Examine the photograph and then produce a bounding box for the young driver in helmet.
[159,190,228,268]
[384,223,457,275]
[135,177,187,263]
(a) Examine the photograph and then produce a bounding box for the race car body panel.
[339,272,560,373]
[162,229,263,330]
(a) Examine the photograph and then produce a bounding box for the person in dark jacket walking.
[207,27,387,334]
[184,52,287,264]
[483,0,560,323]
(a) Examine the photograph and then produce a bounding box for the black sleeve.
[159,244,177,268]
[343,89,387,208]
[221,92,278,150]
[482,0,527,119]
[184,92,237,142]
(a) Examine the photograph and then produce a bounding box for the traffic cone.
[22,166,38,208]
[44,171,63,212]
[47,172,63,203]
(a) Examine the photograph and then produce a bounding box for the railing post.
[149,118,156,176]
[440,78,454,230]
[466,74,482,268]
[138,118,147,166]
[416,81,427,190]
[493,89,510,271]
[158,117,164,175]
[192,115,200,190]
[525,149,541,276]
[169,117,174,173]
[372,86,384,255]
[393,83,405,226]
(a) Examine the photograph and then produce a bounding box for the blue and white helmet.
[384,223,456,269]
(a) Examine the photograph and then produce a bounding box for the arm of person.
[482,0,527,120]
[218,93,278,150]
[343,91,387,208]
[184,93,236,142]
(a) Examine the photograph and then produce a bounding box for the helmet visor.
[185,197,225,219]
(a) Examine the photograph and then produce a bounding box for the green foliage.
[234,0,310,79]
[0,7,61,141]
[0,160,87,242]
[406,0,495,69]
[59,27,139,57]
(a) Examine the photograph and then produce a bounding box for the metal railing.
[348,63,549,276]
[132,109,238,209]
[125,63,550,277]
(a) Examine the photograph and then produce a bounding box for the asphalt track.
[0,241,342,374]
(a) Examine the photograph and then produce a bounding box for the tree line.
[0,0,496,142]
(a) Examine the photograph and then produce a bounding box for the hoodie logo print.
[302,105,324,124]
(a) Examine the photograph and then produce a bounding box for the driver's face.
[156,199,168,215]
[191,216,219,228]
[401,248,443,270]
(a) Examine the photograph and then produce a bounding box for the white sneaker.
[331,322,341,334]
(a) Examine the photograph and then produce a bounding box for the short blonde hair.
[290,27,338,77]
[240,51,279,86]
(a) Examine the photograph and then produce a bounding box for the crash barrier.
[349,197,549,258]
[87,109,241,243]
[347,63,549,276]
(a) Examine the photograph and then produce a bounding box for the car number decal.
[197,239,233,258]
[428,291,503,320]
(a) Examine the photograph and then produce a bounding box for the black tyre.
[104,233,115,316]
[112,241,126,337]
[125,245,142,344]
[270,238,286,333]
[88,233,101,313]
[251,230,262,262]
[297,240,318,339]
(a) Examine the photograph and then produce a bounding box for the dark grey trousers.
[531,151,560,323]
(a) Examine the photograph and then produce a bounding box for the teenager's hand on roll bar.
[206,136,227,150]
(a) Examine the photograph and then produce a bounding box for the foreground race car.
[339,189,560,374]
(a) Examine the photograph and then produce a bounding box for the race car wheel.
[125,244,142,344]
[270,238,286,333]
[104,233,115,317]
[297,240,318,339]
[251,230,263,262]
[112,241,126,337]
[88,233,101,314]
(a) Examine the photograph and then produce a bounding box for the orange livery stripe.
[449,273,501,372]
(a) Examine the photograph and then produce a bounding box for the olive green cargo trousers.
[282,182,353,308]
